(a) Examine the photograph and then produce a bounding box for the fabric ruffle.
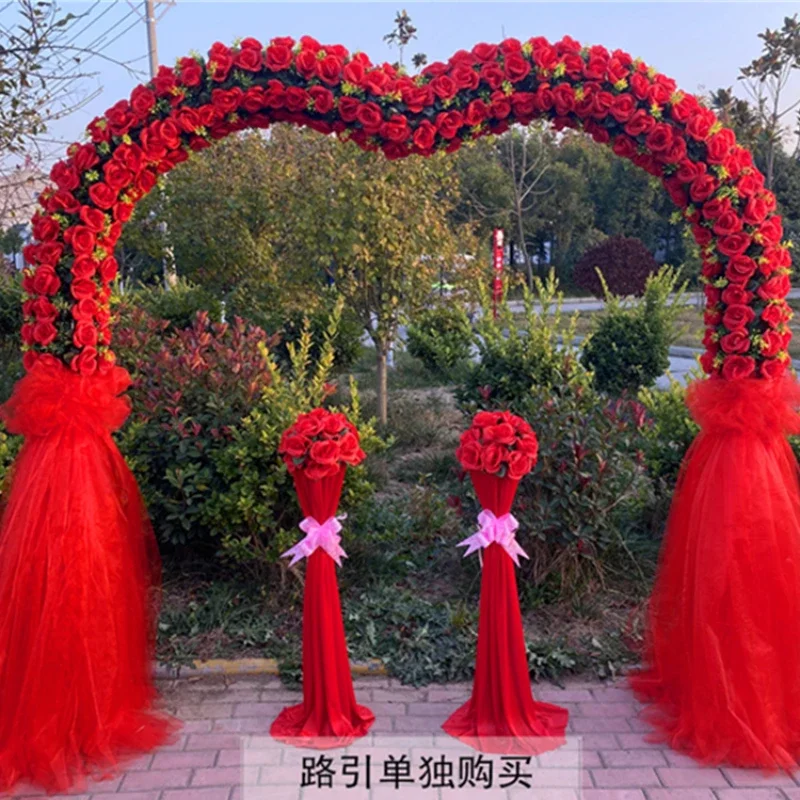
[0,364,177,793]
[631,375,800,769]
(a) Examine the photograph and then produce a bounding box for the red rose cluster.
[456,411,539,480]
[279,408,366,480]
[21,33,790,380]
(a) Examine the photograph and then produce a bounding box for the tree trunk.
[376,349,388,427]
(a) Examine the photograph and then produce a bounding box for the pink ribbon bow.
[281,515,348,567]
[457,509,529,567]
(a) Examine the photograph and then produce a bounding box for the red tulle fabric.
[630,376,800,769]
[270,467,374,748]
[0,363,177,794]
[442,471,568,754]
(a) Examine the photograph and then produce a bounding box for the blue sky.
[5,1,800,157]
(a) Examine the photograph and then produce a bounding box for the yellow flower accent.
[502,80,514,96]
[341,81,358,95]
[85,170,99,183]
[650,103,662,120]
[122,134,132,145]
[709,120,723,136]
[713,353,724,369]
[521,41,533,57]
[575,86,585,102]
[553,62,566,78]
[647,66,657,79]
[614,78,628,91]
[670,91,684,106]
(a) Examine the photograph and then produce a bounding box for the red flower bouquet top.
[456,410,539,480]
[279,408,366,480]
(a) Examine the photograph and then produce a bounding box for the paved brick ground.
[11,676,800,799]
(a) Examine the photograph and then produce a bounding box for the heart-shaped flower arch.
[21,34,792,381]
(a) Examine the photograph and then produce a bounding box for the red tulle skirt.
[630,376,800,769]
[270,468,374,747]
[0,364,177,793]
[443,471,568,754]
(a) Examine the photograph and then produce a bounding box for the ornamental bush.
[115,301,380,573]
[456,273,587,414]
[581,266,687,395]
[130,278,222,331]
[573,235,659,298]
[406,304,473,375]
[499,381,651,593]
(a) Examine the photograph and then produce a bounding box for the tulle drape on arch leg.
[0,362,177,794]
[442,471,568,754]
[270,467,374,748]
[630,376,800,770]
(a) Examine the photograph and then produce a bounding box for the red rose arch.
[0,33,799,792]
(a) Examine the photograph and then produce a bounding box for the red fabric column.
[0,363,177,795]
[270,467,374,747]
[630,376,800,769]
[443,471,568,754]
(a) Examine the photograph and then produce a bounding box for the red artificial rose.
[479,62,505,90]
[721,354,755,380]
[717,232,752,257]
[208,42,234,81]
[701,197,730,221]
[759,329,784,358]
[511,92,536,119]
[624,109,654,137]
[473,411,498,428]
[737,172,764,199]
[689,174,718,205]
[612,135,637,159]
[177,56,203,87]
[152,65,177,97]
[436,111,463,139]
[504,53,531,83]
[472,42,499,62]
[489,91,512,119]
[308,86,334,115]
[338,96,359,122]
[71,346,98,377]
[33,320,57,346]
[103,160,134,192]
[761,302,788,328]
[71,255,97,280]
[759,216,783,245]
[32,215,60,242]
[686,108,717,141]
[79,206,106,233]
[99,256,118,282]
[464,99,489,126]
[430,75,457,101]
[645,122,674,153]
[380,114,410,143]
[72,143,99,173]
[609,94,636,123]
[742,196,769,226]
[529,37,557,71]
[630,72,651,100]
[50,161,79,192]
[73,321,98,348]
[343,60,366,86]
[31,296,56,322]
[758,273,791,302]
[725,255,757,284]
[234,45,262,73]
[720,329,750,354]
[706,128,735,164]
[72,298,97,322]
[70,278,97,301]
[130,85,156,118]
[484,422,515,444]
[552,84,575,116]
[722,304,755,330]
[364,68,391,95]
[32,266,60,295]
[712,210,743,237]
[507,450,533,480]
[481,443,506,474]
[760,357,788,379]
[721,285,752,306]
[65,225,96,256]
[105,100,135,135]
[88,182,117,210]
[309,439,340,466]
[356,102,383,134]
[413,120,437,152]
[457,440,483,471]
[317,55,343,85]
[281,434,308,459]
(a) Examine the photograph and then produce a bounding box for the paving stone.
[581,791,647,799]
[119,767,192,792]
[655,767,729,787]
[721,768,797,787]
[150,749,219,769]
[580,702,641,718]
[591,768,661,788]
[644,790,716,799]
[600,749,669,768]
[161,789,232,800]
[716,789,789,799]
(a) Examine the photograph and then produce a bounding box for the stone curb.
[155,657,387,679]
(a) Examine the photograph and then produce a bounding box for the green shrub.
[127,278,222,331]
[573,235,658,298]
[227,286,363,370]
[406,305,473,375]
[456,273,586,414]
[0,274,23,404]
[125,301,382,573]
[0,423,21,503]
[581,267,687,396]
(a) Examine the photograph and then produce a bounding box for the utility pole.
[145,0,159,80]
[136,0,178,286]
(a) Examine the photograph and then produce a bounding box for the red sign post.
[492,228,504,319]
